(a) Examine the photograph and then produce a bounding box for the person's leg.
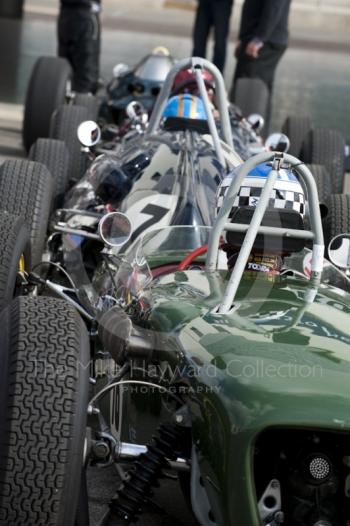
[212,0,233,73]
[232,42,286,92]
[192,0,212,59]
[57,9,70,61]
[57,7,100,93]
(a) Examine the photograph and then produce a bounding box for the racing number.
[130,203,170,241]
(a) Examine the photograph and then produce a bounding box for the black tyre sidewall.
[324,194,350,250]
[50,105,90,182]
[0,213,30,312]
[74,93,99,121]
[301,128,346,194]
[29,138,70,209]
[282,116,312,158]
[0,160,53,267]
[23,56,72,152]
[0,296,90,526]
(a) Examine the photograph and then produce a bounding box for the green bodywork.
[137,269,350,525]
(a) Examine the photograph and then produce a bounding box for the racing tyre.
[0,295,89,526]
[282,116,312,158]
[29,138,70,209]
[74,93,99,121]
[301,128,346,194]
[23,56,72,152]
[0,159,53,266]
[0,212,30,312]
[323,194,350,248]
[232,78,269,122]
[307,164,332,206]
[50,104,90,182]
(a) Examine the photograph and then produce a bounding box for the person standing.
[192,0,234,74]
[231,0,292,94]
[58,0,101,93]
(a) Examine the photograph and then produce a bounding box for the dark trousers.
[233,41,287,92]
[58,7,100,93]
[192,0,233,73]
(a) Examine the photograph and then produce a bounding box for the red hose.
[177,244,209,271]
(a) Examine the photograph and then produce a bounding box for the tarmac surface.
[0,2,350,524]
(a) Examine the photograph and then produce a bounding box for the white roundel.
[216,163,305,217]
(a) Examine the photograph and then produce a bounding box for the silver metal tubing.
[225,223,315,240]
[58,208,103,219]
[147,57,233,150]
[45,280,94,321]
[54,224,101,240]
[206,151,325,313]
[117,442,147,459]
[219,168,279,313]
[117,442,189,471]
[194,66,225,167]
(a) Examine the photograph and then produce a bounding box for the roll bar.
[146,57,234,167]
[206,151,325,314]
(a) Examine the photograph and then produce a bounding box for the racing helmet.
[216,163,307,255]
[163,94,207,121]
[171,68,215,98]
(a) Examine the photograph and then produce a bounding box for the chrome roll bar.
[146,57,234,166]
[206,151,325,314]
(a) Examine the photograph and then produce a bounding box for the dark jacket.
[239,0,291,46]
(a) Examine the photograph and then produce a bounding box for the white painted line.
[0,104,23,123]
[24,5,58,16]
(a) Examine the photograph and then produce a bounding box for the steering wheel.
[177,244,209,271]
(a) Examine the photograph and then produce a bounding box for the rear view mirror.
[77,120,101,148]
[98,212,132,247]
[328,234,350,270]
[265,133,290,153]
[113,63,130,78]
[126,101,148,125]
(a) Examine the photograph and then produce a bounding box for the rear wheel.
[0,160,53,266]
[0,212,30,312]
[282,116,312,158]
[23,56,72,152]
[307,164,332,206]
[301,128,346,194]
[50,105,90,182]
[232,78,269,122]
[323,194,350,248]
[74,93,99,121]
[0,295,89,526]
[29,138,69,209]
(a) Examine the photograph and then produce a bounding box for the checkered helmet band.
[216,164,306,218]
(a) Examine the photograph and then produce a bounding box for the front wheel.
[0,159,53,267]
[323,194,350,249]
[301,128,346,194]
[0,296,90,526]
[50,105,90,182]
[0,212,30,312]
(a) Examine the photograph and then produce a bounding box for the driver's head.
[172,69,215,102]
[216,163,307,273]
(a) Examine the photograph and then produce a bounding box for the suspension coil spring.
[106,423,186,524]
